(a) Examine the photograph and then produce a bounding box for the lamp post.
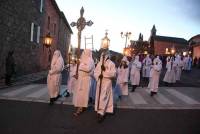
[171,47,175,55]
[43,33,53,67]
[70,7,93,76]
[101,31,110,50]
[121,32,131,49]
[97,31,110,110]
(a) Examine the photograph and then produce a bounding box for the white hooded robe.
[94,54,116,115]
[148,57,162,92]
[73,49,95,108]
[67,63,77,94]
[142,55,152,78]
[115,56,129,96]
[130,56,142,86]
[47,50,64,98]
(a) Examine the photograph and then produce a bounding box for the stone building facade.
[0,0,72,79]
[189,34,200,58]
[41,0,72,69]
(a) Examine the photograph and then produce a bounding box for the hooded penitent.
[142,54,152,78]
[47,50,64,98]
[115,56,129,96]
[94,50,116,116]
[148,56,162,92]
[73,49,95,108]
[130,55,142,85]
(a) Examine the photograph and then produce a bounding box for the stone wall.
[58,13,72,64]
[0,0,44,78]
[0,0,72,79]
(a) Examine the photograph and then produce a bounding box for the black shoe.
[131,89,135,92]
[65,92,70,97]
[49,98,54,105]
[55,95,61,100]
[89,97,93,103]
[150,91,154,97]
[97,114,105,123]
[131,85,137,92]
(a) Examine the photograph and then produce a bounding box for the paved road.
[0,84,200,109]
[0,100,199,134]
[0,68,200,134]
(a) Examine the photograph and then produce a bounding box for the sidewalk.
[0,71,48,89]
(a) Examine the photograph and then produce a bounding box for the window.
[37,26,40,43]
[40,0,43,12]
[30,22,40,43]
[53,23,56,35]
[33,24,38,42]
[30,23,34,41]
[48,16,50,29]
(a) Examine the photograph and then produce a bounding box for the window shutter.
[30,22,34,42]
[40,0,43,12]
[37,26,40,43]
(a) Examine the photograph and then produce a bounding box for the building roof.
[50,0,73,34]
[188,34,200,42]
[60,12,73,34]
[154,35,188,45]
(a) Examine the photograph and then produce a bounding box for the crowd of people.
[46,49,195,123]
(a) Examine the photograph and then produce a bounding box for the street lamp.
[121,32,131,48]
[70,7,93,76]
[101,31,110,49]
[144,50,148,55]
[123,48,129,56]
[68,44,72,64]
[183,51,187,56]
[171,47,175,55]
[43,33,53,67]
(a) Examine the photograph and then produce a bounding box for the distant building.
[189,34,200,58]
[0,0,72,79]
[130,25,188,56]
[149,25,188,55]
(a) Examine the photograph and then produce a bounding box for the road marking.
[2,85,39,97]
[144,89,174,104]
[129,92,147,104]
[153,93,174,104]
[26,86,48,98]
[166,89,200,105]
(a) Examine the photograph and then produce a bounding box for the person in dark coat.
[198,57,200,68]
[5,51,15,85]
[193,57,197,67]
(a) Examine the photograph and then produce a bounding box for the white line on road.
[26,86,48,98]
[154,93,174,104]
[166,89,200,105]
[2,85,40,97]
[144,89,174,105]
[129,92,147,104]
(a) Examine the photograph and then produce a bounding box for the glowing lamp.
[44,33,52,47]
